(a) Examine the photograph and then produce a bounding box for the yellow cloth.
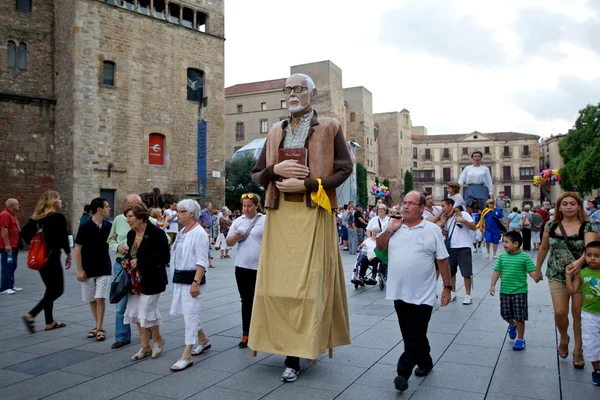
[248,197,351,359]
[477,208,492,232]
[310,178,332,215]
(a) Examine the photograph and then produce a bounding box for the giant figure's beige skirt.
[248,198,351,359]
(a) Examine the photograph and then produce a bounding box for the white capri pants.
[582,311,600,362]
[171,283,205,346]
[183,312,203,346]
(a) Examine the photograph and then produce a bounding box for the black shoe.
[239,334,248,348]
[414,366,432,377]
[394,375,409,392]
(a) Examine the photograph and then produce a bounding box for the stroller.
[351,248,388,291]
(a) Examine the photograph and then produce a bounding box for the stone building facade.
[1,0,225,228]
[412,131,541,208]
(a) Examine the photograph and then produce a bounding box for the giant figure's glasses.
[283,85,308,94]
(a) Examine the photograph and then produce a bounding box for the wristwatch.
[443,285,453,290]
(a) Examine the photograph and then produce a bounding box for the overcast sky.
[224,0,600,137]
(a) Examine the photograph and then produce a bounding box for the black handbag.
[173,269,206,285]
[110,269,132,304]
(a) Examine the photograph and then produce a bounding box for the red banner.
[149,134,164,165]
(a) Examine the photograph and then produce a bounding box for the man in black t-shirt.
[354,204,368,246]
[74,197,112,342]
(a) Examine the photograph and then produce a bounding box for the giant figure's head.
[283,73,317,115]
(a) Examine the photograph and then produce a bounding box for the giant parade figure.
[250,73,353,383]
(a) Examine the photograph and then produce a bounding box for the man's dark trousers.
[394,300,433,378]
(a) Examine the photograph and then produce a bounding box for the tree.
[404,170,414,194]
[356,163,368,208]
[559,103,600,193]
[383,178,393,206]
[225,154,264,211]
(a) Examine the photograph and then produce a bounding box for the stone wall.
[57,0,225,229]
[374,112,404,198]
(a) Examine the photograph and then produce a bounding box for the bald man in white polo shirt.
[377,191,452,393]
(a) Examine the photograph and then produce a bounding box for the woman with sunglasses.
[226,193,265,349]
[169,199,211,371]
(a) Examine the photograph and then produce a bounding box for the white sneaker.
[281,367,299,382]
[462,295,472,305]
[1,289,16,295]
[485,252,490,258]
[12,287,22,292]
[493,255,498,259]
[450,292,457,302]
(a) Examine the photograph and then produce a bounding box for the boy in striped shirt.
[489,231,537,351]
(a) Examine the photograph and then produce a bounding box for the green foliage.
[383,178,393,205]
[559,103,600,193]
[356,163,368,207]
[375,176,380,186]
[225,154,264,212]
[404,170,414,194]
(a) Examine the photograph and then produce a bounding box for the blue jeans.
[113,260,131,342]
[0,248,19,291]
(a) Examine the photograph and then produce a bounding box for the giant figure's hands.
[276,178,306,193]
[274,160,309,179]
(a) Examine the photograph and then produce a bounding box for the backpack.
[27,220,51,270]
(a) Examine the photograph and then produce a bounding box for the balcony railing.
[414,177,435,183]
[502,176,513,183]
[520,175,534,181]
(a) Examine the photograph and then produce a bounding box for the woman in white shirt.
[458,151,493,209]
[353,227,383,285]
[366,204,389,237]
[169,199,211,372]
[226,193,265,349]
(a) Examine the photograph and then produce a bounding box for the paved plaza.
[0,248,597,399]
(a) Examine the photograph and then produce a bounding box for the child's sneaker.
[513,339,526,351]
[507,324,517,340]
[592,370,600,386]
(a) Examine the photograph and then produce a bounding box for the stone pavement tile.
[370,319,400,334]
[336,382,410,399]
[426,319,464,335]
[215,364,282,395]
[377,343,402,366]
[5,349,99,375]
[488,362,560,399]
[354,362,420,393]
[19,336,90,356]
[292,362,367,392]
[0,331,59,352]
[216,325,242,338]
[421,361,493,393]
[351,329,401,350]
[0,369,34,389]
[556,359,590,383]
[348,313,385,326]
[485,393,550,400]
[43,369,164,400]
[0,328,26,341]
[75,337,141,354]
[114,392,174,400]
[463,317,509,333]
[452,328,507,348]
[410,385,485,400]
[0,350,40,369]
[2,370,92,400]
[136,366,232,399]
[561,378,600,400]
[320,345,387,368]
[348,323,371,339]
[262,382,340,400]
[186,386,262,400]
[438,343,500,368]
[497,343,558,369]
[196,346,268,373]
[60,346,141,377]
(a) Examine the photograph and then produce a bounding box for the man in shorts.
[74,197,113,342]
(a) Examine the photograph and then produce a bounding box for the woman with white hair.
[352,226,383,285]
[219,209,232,259]
[169,199,211,372]
[366,204,389,237]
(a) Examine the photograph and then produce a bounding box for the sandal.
[557,335,570,359]
[152,338,165,358]
[170,359,193,372]
[131,347,152,361]
[191,342,211,356]
[87,328,98,338]
[45,321,67,331]
[220,255,225,259]
[22,316,35,334]
[573,353,585,369]
[96,329,106,342]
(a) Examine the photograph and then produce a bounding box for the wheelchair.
[350,248,388,291]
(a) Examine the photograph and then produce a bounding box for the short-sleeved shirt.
[164,209,178,234]
[508,212,521,229]
[580,267,600,314]
[226,214,265,270]
[422,206,441,220]
[545,221,597,283]
[354,211,367,229]
[75,219,112,277]
[443,211,474,249]
[449,194,466,209]
[494,251,536,294]
[199,209,212,229]
[482,208,504,233]
[367,216,389,233]
[386,220,449,306]
[0,209,20,248]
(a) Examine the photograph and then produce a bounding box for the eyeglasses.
[178,209,188,214]
[283,85,307,94]
[402,201,424,207]
[241,193,255,199]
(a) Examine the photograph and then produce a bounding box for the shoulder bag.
[557,222,588,262]
[238,214,263,244]
[444,219,457,249]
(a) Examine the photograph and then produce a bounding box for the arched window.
[16,0,32,12]
[103,60,115,86]
[187,68,204,102]
[149,134,165,166]
[7,41,16,68]
[17,43,26,70]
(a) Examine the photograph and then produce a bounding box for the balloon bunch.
[533,169,561,187]
[371,184,390,199]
